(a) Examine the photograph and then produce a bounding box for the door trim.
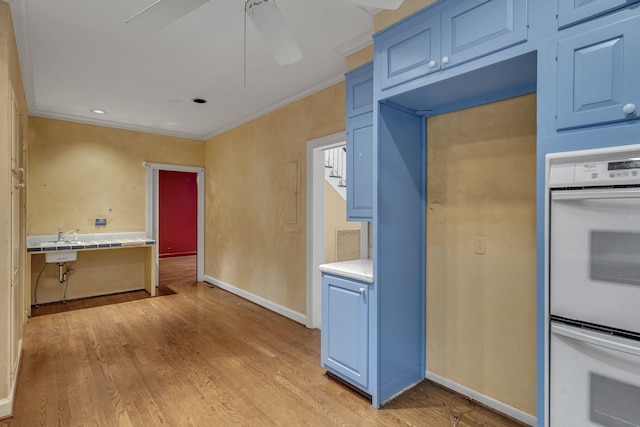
[307,132,346,329]
[144,162,205,283]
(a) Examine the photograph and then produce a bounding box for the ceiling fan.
[126,0,403,66]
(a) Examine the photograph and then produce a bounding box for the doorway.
[305,132,368,329]
[159,170,198,259]
[145,163,205,287]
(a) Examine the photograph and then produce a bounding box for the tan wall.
[346,46,374,72]
[324,182,360,264]
[426,94,537,415]
[205,83,345,314]
[28,117,204,235]
[27,118,204,304]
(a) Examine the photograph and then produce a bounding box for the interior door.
[10,90,21,383]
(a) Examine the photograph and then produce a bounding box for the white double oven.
[547,146,640,427]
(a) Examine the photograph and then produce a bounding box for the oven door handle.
[552,188,640,201]
[551,324,640,357]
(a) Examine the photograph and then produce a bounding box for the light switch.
[474,237,486,254]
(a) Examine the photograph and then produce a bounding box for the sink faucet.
[58,228,79,241]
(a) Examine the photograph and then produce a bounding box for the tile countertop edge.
[319,259,374,284]
[27,232,155,252]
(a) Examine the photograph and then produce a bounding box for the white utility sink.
[41,241,78,263]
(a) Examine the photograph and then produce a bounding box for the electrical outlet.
[474,237,486,254]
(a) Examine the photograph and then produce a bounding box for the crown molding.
[29,109,207,141]
[203,72,346,140]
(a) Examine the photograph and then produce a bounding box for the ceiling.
[9,0,377,140]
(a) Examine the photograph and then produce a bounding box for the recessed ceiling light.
[193,98,207,104]
[91,109,107,114]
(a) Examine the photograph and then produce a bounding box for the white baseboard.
[0,392,11,418]
[425,370,536,426]
[204,275,306,325]
[0,338,23,418]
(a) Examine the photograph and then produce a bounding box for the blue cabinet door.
[557,15,640,130]
[559,0,640,28]
[376,10,441,91]
[346,63,373,118]
[321,274,369,390]
[347,113,374,221]
[441,0,528,68]
[374,0,527,91]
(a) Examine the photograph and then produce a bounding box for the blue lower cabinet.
[321,274,369,390]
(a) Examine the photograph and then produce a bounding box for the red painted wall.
[159,170,197,258]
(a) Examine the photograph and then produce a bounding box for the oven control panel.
[549,159,640,187]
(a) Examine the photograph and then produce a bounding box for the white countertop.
[319,259,373,284]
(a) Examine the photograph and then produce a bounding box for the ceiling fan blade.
[126,0,210,33]
[245,0,303,66]
[340,0,403,10]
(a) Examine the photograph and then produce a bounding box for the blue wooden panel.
[441,0,528,68]
[347,113,374,220]
[375,104,425,405]
[321,274,369,389]
[557,15,640,130]
[377,11,441,90]
[387,51,537,115]
[346,62,373,118]
[559,0,640,28]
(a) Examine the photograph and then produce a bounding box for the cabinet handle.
[623,103,636,114]
[428,60,437,68]
[441,56,449,65]
[359,287,367,303]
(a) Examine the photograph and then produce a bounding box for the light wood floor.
[3,257,526,426]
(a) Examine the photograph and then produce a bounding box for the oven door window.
[591,373,640,427]
[591,231,640,286]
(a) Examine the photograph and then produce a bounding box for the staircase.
[325,145,347,200]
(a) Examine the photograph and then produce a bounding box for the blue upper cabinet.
[377,12,441,91]
[375,0,528,91]
[558,0,640,29]
[346,63,374,118]
[441,0,528,67]
[347,113,374,221]
[345,63,374,221]
[557,15,640,130]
